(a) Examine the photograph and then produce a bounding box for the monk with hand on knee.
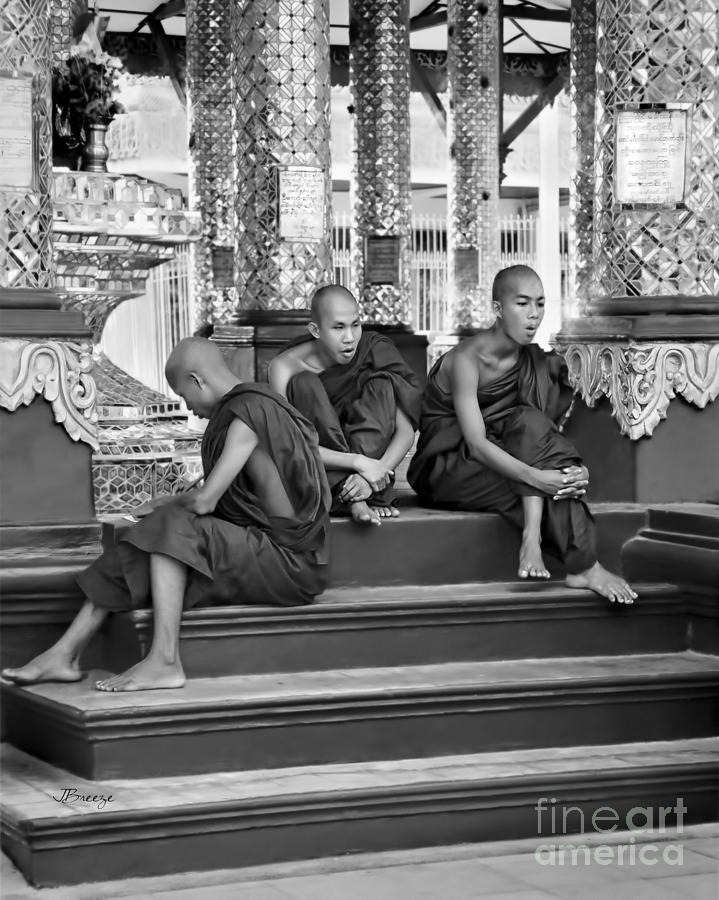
[270,284,421,526]
[2,338,331,692]
[408,265,637,604]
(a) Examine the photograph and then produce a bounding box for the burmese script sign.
[277,166,325,242]
[211,248,234,289]
[366,236,401,285]
[615,107,689,207]
[0,73,34,190]
[454,248,479,298]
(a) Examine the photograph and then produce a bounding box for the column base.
[213,311,311,382]
[563,397,719,503]
[213,316,429,385]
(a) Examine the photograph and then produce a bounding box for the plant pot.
[81,120,111,173]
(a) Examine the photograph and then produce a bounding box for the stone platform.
[1,502,717,886]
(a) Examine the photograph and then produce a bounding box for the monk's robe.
[407,345,597,574]
[78,384,331,610]
[284,331,422,510]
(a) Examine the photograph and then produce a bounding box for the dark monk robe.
[78,384,331,610]
[284,331,422,510]
[408,344,597,574]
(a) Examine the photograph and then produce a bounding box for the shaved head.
[164,337,239,417]
[492,265,542,304]
[165,337,226,386]
[310,284,359,325]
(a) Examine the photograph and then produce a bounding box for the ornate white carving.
[0,339,99,449]
[558,342,719,440]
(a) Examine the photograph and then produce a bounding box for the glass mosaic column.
[349,0,412,326]
[1,0,54,295]
[230,0,333,313]
[566,0,596,318]
[50,0,87,67]
[185,0,235,327]
[446,0,501,331]
[592,0,718,301]
[557,0,719,464]
[0,0,98,532]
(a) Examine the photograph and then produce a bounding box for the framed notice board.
[276,166,326,242]
[365,235,401,285]
[0,71,35,191]
[614,103,691,209]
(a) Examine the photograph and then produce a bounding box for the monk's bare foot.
[95,657,185,692]
[566,562,638,604]
[518,535,550,579]
[370,505,400,519]
[350,500,382,526]
[1,649,82,686]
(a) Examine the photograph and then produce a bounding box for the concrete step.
[105,582,686,677]
[2,738,717,887]
[100,502,645,588]
[3,652,718,780]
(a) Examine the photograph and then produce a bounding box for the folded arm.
[135,419,258,518]
[451,354,583,497]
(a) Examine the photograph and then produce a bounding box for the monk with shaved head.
[409,266,637,605]
[3,338,331,692]
[269,284,421,526]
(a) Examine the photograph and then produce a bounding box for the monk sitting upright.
[269,284,421,526]
[408,265,637,604]
[2,338,331,692]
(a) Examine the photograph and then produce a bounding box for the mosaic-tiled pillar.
[185,0,235,326]
[230,0,333,313]
[349,0,412,326]
[0,0,97,533]
[566,0,596,319]
[557,0,719,485]
[446,0,501,331]
[50,0,87,67]
[1,0,54,294]
[591,0,718,302]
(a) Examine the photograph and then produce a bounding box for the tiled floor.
[2,824,716,899]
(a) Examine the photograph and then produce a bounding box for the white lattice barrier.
[100,246,194,398]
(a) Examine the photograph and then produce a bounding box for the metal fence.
[100,244,194,398]
[332,211,567,333]
[101,213,567,393]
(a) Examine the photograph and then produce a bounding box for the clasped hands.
[338,455,394,503]
[533,465,589,501]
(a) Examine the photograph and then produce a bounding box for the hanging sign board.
[211,247,234,289]
[454,248,479,297]
[614,105,690,208]
[0,72,34,190]
[366,235,401,285]
[277,166,325,242]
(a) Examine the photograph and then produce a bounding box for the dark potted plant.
[52,48,125,172]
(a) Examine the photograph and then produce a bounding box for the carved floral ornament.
[557,342,719,440]
[0,339,99,450]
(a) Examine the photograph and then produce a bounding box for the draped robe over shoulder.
[408,345,597,574]
[78,384,331,610]
[284,331,422,508]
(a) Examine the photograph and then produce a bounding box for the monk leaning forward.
[2,338,331,692]
[408,266,637,604]
[270,284,422,527]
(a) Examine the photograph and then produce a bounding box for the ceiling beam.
[501,3,571,23]
[500,65,567,149]
[410,56,447,135]
[147,17,186,106]
[133,0,185,34]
